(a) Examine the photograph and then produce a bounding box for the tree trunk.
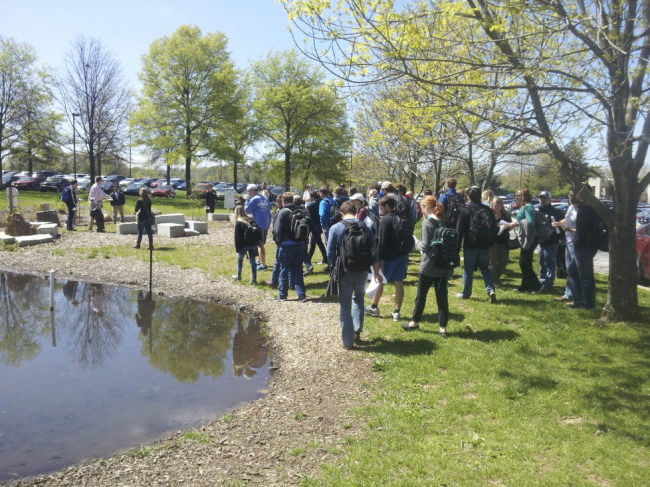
[166,164,170,185]
[434,157,442,198]
[467,140,475,186]
[28,146,33,176]
[185,128,191,196]
[233,158,238,191]
[284,149,291,192]
[483,150,497,191]
[89,145,95,183]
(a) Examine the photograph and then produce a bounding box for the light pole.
[129,131,132,178]
[72,113,80,178]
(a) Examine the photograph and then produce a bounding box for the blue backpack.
[61,187,72,203]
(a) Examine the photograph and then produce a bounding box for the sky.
[2,0,298,90]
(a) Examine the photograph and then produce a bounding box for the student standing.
[319,186,336,246]
[233,205,259,284]
[537,191,566,290]
[327,201,380,349]
[306,190,327,265]
[555,189,579,304]
[438,178,466,229]
[273,193,307,301]
[205,184,217,213]
[403,195,453,336]
[245,184,272,271]
[456,186,498,302]
[62,179,79,231]
[489,197,512,287]
[513,188,544,294]
[110,184,126,223]
[88,176,111,233]
[134,188,154,250]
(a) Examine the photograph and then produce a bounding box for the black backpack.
[468,206,494,246]
[288,207,311,242]
[244,220,263,247]
[339,220,374,273]
[391,214,414,255]
[445,194,463,229]
[330,200,344,226]
[428,219,460,269]
[590,218,609,252]
[535,210,553,244]
[394,194,413,226]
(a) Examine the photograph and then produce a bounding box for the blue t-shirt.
[244,194,271,230]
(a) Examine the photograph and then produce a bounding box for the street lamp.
[72,113,80,178]
[129,131,132,178]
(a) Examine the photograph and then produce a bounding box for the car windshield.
[158,186,171,190]
[46,178,61,182]
[18,177,33,182]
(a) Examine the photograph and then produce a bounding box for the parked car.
[124,183,150,196]
[236,183,248,193]
[12,176,46,190]
[140,178,157,188]
[169,179,186,189]
[119,178,136,188]
[176,181,187,191]
[106,175,126,183]
[40,176,70,192]
[193,182,211,194]
[36,170,56,178]
[100,180,116,192]
[269,186,285,200]
[152,185,176,198]
[76,181,90,193]
[217,187,237,200]
[637,209,650,228]
[636,223,650,284]
[149,179,168,188]
[1,173,20,190]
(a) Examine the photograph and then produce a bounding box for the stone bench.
[15,235,54,247]
[116,223,139,235]
[157,223,185,238]
[185,220,208,234]
[36,223,59,238]
[156,213,186,225]
[208,213,230,221]
[0,233,16,245]
[184,229,200,237]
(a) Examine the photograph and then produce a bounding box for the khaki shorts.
[261,229,268,245]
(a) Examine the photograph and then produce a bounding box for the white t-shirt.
[565,204,577,244]
[303,190,312,202]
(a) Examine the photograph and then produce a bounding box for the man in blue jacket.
[245,184,272,270]
[319,186,336,244]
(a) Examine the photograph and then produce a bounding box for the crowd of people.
[231,177,607,350]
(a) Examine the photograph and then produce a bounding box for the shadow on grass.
[363,336,436,356]
[451,327,520,342]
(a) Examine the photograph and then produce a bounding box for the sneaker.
[364,305,380,317]
[298,295,307,302]
[303,267,314,277]
[274,296,287,301]
[354,332,361,342]
[489,292,497,304]
[257,264,268,271]
[391,310,401,322]
[531,285,545,295]
[456,293,469,299]
[232,275,241,281]
[248,279,257,285]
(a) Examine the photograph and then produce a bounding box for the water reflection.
[232,313,269,379]
[0,271,271,481]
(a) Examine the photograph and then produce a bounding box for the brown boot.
[133,239,141,249]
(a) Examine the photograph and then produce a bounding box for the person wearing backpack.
[396,183,418,222]
[328,186,350,228]
[402,195,455,336]
[565,185,604,309]
[267,195,292,290]
[319,186,336,246]
[273,192,309,301]
[489,197,513,287]
[365,196,411,321]
[438,178,466,229]
[512,188,544,294]
[233,205,260,284]
[245,184,272,271]
[306,190,327,266]
[62,179,79,231]
[455,186,498,303]
[326,201,380,349]
[349,193,377,235]
[537,191,566,290]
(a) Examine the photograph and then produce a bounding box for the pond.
[0,271,272,481]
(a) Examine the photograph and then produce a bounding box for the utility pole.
[72,113,80,178]
[129,131,132,178]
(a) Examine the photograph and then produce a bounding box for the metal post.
[72,113,80,178]
[49,270,55,310]
[129,132,132,178]
[149,247,153,296]
[50,311,56,348]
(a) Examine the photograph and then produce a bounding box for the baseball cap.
[349,193,365,202]
[538,191,551,198]
[305,183,311,188]
[381,181,391,189]
[246,184,258,191]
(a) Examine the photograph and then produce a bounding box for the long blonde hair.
[234,205,250,224]
[491,197,511,220]
[139,188,151,204]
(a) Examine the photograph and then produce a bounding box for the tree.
[283,0,650,321]
[0,38,60,175]
[134,25,239,195]
[250,50,351,191]
[57,36,131,182]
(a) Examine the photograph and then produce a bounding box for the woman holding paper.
[489,197,513,287]
[401,196,452,337]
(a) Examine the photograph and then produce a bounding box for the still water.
[0,271,271,481]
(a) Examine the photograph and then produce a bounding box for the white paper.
[551,216,561,233]
[366,270,387,299]
[498,220,510,235]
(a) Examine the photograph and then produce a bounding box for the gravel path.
[0,225,377,486]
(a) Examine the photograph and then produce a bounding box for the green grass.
[179,431,212,444]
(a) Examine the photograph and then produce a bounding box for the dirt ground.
[0,224,378,486]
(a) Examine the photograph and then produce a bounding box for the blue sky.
[3,0,298,89]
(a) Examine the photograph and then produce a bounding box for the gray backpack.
[535,210,552,243]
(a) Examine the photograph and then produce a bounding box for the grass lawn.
[8,198,650,486]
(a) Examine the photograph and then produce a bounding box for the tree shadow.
[451,327,520,342]
[152,247,175,252]
[419,312,465,323]
[361,336,436,356]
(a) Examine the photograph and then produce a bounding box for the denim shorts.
[382,254,409,282]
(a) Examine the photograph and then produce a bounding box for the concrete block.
[185,220,208,234]
[36,210,60,225]
[184,229,200,237]
[15,234,54,247]
[157,223,185,238]
[30,222,47,229]
[123,215,136,222]
[156,213,185,225]
[0,233,16,245]
[40,203,50,211]
[36,223,59,237]
[208,213,230,221]
[116,223,139,235]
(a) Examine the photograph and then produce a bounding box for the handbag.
[508,229,521,250]
[142,201,156,226]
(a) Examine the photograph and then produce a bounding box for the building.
[589,177,650,202]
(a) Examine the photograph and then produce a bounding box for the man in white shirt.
[88,176,111,233]
[555,190,579,303]
[302,184,312,203]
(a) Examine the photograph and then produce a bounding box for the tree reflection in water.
[140,299,236,383]
[232,312,269,379]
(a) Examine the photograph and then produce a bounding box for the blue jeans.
[271,246,294,288]
[461,248,495,297]
[568,247,597,308]
[137,220,153,242]
[66,204,75,230]
[238,249,257,280]
[539,242,559,288]
[564,243,579,300]
[338,271,367,346]
[303,245,313,269]
[278,243,306,299]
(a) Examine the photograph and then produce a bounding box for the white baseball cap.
[349,193,365,202]
[246,184,258,191]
